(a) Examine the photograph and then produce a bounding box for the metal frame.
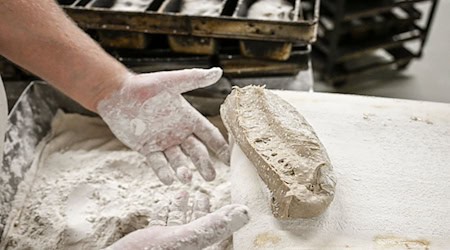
[314,0,439,85]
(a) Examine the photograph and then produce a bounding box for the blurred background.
[314,0,449,103]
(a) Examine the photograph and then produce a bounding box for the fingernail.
[176,166,193,184]
[204,67,222,81]
[217,145,231,165]
[158,168,174,185]
[201,167,216,182]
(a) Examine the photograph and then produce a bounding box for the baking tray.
[98,30,149,49]
[60,0,320,44]
[84,0,158,49]
[159,0,229,55]
[234,0,300,61]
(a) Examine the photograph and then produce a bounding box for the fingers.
[146,138,217,185]
[108,202,249,250]
[180,204,250,249]
[194,114,230,165]
[181,136,216,182]
[192,192,211,220]
[148,191,189,227]
[164,146,193,184]
[141,67,223,94]
[148,198,169,227]
[167,191,190,226]
[200,204,250,234]
[146,152,174,185]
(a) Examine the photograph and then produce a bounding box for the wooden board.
[231,91,450,249]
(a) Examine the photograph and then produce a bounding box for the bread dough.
[3,111,231,249]
[247,0,293,21]
[180,0,222,16]
[221,86,336,219]
[231,90,450,249]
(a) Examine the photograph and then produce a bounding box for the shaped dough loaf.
[220,86,336,219]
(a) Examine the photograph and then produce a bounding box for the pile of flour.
[3,111,231,249]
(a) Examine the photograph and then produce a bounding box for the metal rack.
[314,0,439,86]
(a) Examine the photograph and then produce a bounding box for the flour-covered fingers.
[179,204,250,249]
[146,152,174,185]
[194,114,230,165]
[167,191,190,226]
[206,238,233,250]
[148,199,170,227]
[140,67,222,94]
[191,192,211,221]
[181,136,216,181]
[164,146,193,184]
[108,204,249,250]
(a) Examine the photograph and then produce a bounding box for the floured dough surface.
[180,0,223,16]
[3,111,230,249]
[231,90,450,249]
[221,86,336,219]
[247,0,293,21]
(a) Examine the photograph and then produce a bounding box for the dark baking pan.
[78,0,165,49]
[234,0,300,61]
[61,0,319,44]
[159,0,229,55]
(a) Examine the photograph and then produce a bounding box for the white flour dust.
[111,0,153,11]
[3,111,231,249]
[180,0,223,16]
[247,0,293,21]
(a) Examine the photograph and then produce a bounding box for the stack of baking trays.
[1,0,320,114]
[314,0,439,86]
[55,0,319,74]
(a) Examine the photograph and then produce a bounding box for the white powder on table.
[3,111,231,249]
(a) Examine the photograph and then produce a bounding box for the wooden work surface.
[231,91,450,249]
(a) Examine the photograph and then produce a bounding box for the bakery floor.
[314,0,450,104]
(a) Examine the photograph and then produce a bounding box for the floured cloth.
[3,111,231,249]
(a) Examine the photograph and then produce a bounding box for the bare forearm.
[0,0,130,111]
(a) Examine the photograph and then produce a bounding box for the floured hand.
[97,68,230,185]
[106,191,250,250]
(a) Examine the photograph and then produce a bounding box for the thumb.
[149,67,223,94]
[179,204,250,249]
[106,204,249,250]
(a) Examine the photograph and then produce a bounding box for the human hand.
[106,191,250,250]
[97,68,229,185]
